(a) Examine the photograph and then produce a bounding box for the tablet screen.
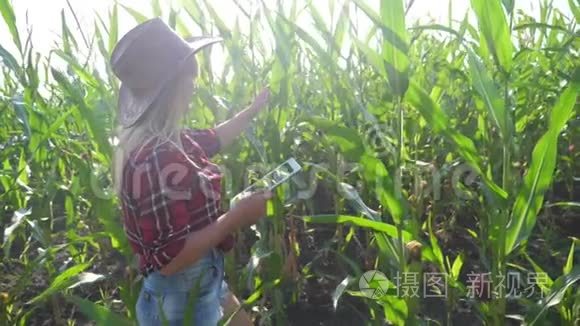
[246,159,299,192]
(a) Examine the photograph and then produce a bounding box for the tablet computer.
[231,158,302,206]
[244,158,302,192]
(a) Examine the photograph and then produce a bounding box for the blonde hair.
[112,58,198,195]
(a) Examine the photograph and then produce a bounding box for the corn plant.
[0,0,578,325]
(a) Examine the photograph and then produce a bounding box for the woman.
[111,18,271,325]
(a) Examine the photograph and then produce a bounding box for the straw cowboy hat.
[111,18,222,128]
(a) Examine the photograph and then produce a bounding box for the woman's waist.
[141,248,224,292]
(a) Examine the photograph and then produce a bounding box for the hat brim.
[118,36,223,128]
[118,84,161,128]
[186,36,223,53]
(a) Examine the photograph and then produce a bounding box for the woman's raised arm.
[214,87,270,149]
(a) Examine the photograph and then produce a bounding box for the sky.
[0,0,575,70]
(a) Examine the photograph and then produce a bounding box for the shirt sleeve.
[182,128,221,158]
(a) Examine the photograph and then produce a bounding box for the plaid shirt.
[120,128,234,275]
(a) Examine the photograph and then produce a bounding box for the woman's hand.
[230,190,273,227]
[249,87,271,113]
[215,86,271,149]
[159,189,273,276]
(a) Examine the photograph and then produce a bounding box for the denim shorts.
[136,249,229,326]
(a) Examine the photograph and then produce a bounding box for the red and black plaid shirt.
[120,128,234,274]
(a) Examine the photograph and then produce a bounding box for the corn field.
[1,0,579,325]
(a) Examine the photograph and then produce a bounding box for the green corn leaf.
[174,14,189,36]
[64,295,133,326]
[151,0,162,17]
[26,218,49,248]
[12,95,30,139]
[67,272,105,289]
[0,0,21,51]
[405,82,448,132]
[94,23,110,69]
[25,50,39,91]
[61,10,78,55]
[547,84,578,131]
[27,263,91,305]
[120,4,149,23]
[427,213,444,268]
[526,266,580,325]
[331,249,364,275]
[169,7,178,29]
[308,2,333,45]
[353,0,408,57]
[563,240,575,275]
[505,83,579,254]
[222,278,281,324]
[332,276,355,310]
[470,0,513,72]
[108,3,119,54]
[514,22,572,33]
[183,0,206,30]
[467,49,511,140]
[545,202,580,209]
[53,50,101,88]
[379,0,408,50]
[502,0,515,15]
[50,68,110,156]
[380,295,409,325]
[524,253,554,292]
[451,253,465,279]
[333,1,349,56]
[359,154,405,224]
[405,81,507,201]
[279,16,336,70]
[246,242,273,290]
[302,215,412,242]
[305,117,365,162]
[3,208,31,257]
[351,0,382,29]
[202,0,231,37]
[352,0,409,96]
[379,0,409,96]
[30,108,74,155]
[304,163,402,266]
[0,43,20,76]
[16,148,28,185]
[306,1,346,60]
[93,196,130,257]
[339,182,381,220]
[95,12,109,35]
[409,24,463,38]
[569,0,580,22]
[263,115,283,161]
[353,38,387,78]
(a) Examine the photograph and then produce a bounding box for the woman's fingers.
[250,87,270,111]
[250,189,273,200]
[261,190,273,200]
[259,87,270,100]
